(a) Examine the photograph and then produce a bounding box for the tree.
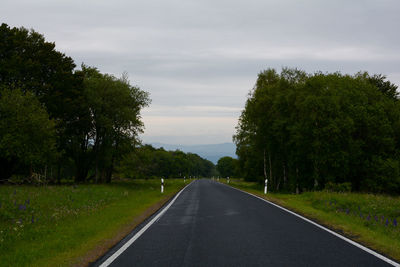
[234,68,400,193]
[116,145,216,179]
[217,156,238,178]
[0,88,57,179]
[0,23,78,115]
[0,23,85,182]
[82,66,151,183]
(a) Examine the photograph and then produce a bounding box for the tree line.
[234,68,400,194]
[118,145,216,179]
[0,23,215,183]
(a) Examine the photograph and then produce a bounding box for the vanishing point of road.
[95,179,397,267]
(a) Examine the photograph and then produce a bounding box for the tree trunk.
[283,162,287,188]
[263,149,267,180]
[296,167,299,194]
[57,164,61,184]
[268,152,272,185]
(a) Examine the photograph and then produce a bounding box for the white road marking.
[222,183,399,267]
[99,180,194,267]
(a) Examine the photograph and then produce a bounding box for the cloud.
[1,0,400,144]
[142,116,238,145]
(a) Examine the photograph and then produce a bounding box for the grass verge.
[0,179,186,267]
[222,179,400,262]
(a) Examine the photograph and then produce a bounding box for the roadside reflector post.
[264,178,268,194]
[161,178,164,193]
[227,177,230,184]
[184,176,186,183]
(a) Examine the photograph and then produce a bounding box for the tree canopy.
[117,145,215,179]
[0,23,151,183]
[0,88,57,179]
[216,156,239,178]
[234,68,400,194]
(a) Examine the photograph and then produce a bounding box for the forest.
[234,68,400,194]
[0,23,215,183]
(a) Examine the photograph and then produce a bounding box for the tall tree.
[82,66,151,183]
[0,88,57,179]
[234,68,400,193]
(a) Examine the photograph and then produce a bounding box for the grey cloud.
[2,0,400,144]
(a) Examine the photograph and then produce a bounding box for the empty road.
[95,179,396,267]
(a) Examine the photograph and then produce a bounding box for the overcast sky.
[2,0,400,145]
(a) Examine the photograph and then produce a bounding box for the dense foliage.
[216,156,239,178]
[0,88,57,179]
[0,23,215,183]
[117,145,215,179]
[234,68,400,194]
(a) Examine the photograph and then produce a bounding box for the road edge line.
[99,180,195,267]
[220,182,399,267]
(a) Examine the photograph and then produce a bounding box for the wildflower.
[25,199,30,205]
[18,204,26,211]
[385,219,389,227]
[394,219,397,227]
[31,215,34,224]
[367,215,371,221]
[346,209,349,215]
[374,215,378,222]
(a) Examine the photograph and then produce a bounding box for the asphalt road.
[95,179,395,267]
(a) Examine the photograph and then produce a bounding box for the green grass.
[222,178,400,262]
[0,179,186,267]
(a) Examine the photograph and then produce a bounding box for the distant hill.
[149,142,237,164]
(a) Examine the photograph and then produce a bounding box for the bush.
[325,182,352,193]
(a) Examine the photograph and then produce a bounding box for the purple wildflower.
[359,212,363,218]
[25,199,30,205]
[18,204,26,211]
[385,219,389,226]
[346,209,350,215]
[394,219,397,227]
[367,214,371,221]
[31,214,34,224]
[374,215,378,222]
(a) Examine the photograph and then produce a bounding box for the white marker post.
[184,176,186,183]
[161,178,164,193]
[227,177,230,184]
[264,178,268,194]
